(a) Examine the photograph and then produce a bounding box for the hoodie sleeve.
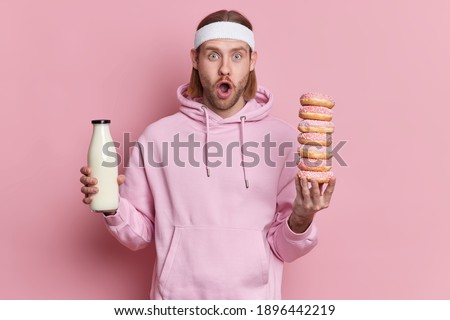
[266,138,318,263]
[103,137,155,251]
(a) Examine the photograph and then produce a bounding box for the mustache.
[215,77,234,88]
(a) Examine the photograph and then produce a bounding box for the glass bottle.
[88,119,119,212]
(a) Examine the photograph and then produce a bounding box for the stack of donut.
[297,93,335,183]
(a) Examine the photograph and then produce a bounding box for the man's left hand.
[288,175,336,234]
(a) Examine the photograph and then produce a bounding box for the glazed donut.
[298,145,332,159]
[298,132,332,147]
[298,170,334,183]
[298,157,332,172]
[298,119,334,134]
[299,105,332,121]
[300,92,335,109]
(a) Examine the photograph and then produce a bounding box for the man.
[80,9,336,299]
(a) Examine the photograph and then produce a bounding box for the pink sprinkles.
[298,145,332,154]
[299,170,334,180]
[301,92,334,103]
[299,132,332,142]
[299,105,332,115]
[299,120,335,128]
[298,157,332,169]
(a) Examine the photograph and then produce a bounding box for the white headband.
[194,21,255,51]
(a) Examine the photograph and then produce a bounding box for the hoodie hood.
[177,83,273,124]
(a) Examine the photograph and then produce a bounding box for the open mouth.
[219,82,230,93]
[216,81,232,99]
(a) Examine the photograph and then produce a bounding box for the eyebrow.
[203,45,248,53]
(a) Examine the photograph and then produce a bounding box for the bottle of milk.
[88,119,119,212]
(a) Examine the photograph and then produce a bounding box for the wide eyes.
[207,52,243,61]
[209,53,219,60]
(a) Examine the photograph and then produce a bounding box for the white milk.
[88,120,119,212]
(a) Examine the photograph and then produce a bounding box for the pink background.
[1,0,449,299]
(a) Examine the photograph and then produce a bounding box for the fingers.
[299,176,312,206]
[82,196,93,204]
[294,175,336,217]
[80,175,97,186]
[81,185,98,195]
[295,174,301,193]
[80,166,125,206]
[318,183,325,195]
[80,166,97,186]
[299,177,328,209]
[300,176,310,195]
[80,184,98,203]
[118,174,126,185]
[323,177,336,204]
[80,166,96,205]
[310,179,322,210]
[80,166,91,176]
[295,174,305,205]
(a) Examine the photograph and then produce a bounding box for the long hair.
[186,10,257,100]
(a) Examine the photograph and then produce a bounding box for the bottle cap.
[91,119,111,124]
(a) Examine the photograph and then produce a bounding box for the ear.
[249,51,257,72]
[190,49,198,70]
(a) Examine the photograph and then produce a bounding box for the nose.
[219,58,230,76]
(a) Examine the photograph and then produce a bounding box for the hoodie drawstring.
[202,106,249,189]
[201,106,211,177]
[240,116,249,189]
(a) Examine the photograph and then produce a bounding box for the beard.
[199,73,249,112]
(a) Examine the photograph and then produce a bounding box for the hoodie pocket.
[158,226,269,299]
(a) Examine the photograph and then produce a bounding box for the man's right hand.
[80,166,126,210]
